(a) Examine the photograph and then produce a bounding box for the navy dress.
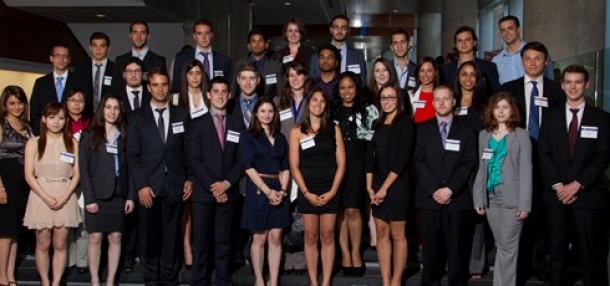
[239,130,290,231]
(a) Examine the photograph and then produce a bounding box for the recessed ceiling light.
[284,1,291,5]
[392,9,398,13]
[96,14,107,18]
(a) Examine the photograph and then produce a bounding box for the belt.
[259,173,279,179]
[43,178,69,183]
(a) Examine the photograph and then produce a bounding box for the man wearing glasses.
[118,57,151,120]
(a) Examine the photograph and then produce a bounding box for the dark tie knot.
[95,63,102,68]
[200,51,209,58]
[440,121,447,128]
[531,81,538,87]
[131,90,140,96]
[155,108,166,115]
[570,108,579,115]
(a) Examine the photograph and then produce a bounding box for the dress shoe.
[77,266,87,274]
[123,264,134,273]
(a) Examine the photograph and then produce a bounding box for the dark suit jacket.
[538,104,609,209]
[443,58,501,93]
[171,49,232,93]
[392,59,417,90]
[414,116,477,211]
[232,55,284,98]
[310,46,367,86]
[73,60,116,110]
[116,86,152,120]
[30,72,86,135]
[271,45,314,71]
[79,131,133,205]
[500,76,564,130]
[187,112,244,203]
[227,95,257,129]
[113,50,166,94]
[127,104,190,200]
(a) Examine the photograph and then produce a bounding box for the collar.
[54,71,68,78]
[501,41,526,57]
[240,93,258,103]
[132,46,149,57]
[524,74,544,84]
[196,47,212,55]
[209,107,226,117]
[565,101,585,111]
[150,101,169,111]
[436,114,454,126]
[92,58,108,66]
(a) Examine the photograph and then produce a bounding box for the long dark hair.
[280,61,312,110]
[368,57,398,100]
[62,88,89,135]
[332,72,370,126]
[453,61,490,110]
[374,84,407,129]
[179,59,210,111]
[0,85,29,123]
[38,102,73,160]
[88,94,128,151]
[413,56,439,91]
[299,87,330,135]
[249,97,280,138]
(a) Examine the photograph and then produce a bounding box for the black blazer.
[30,72,86,135]
[116,86,152,120]
[232,55,284,98]
[112,50,166,94]
[127,104,190,199]
[443,58,501,93]
[187,112,244,203]
[414,116,477,211]
[271,45,315,72]
[500,76,565,130]
[73,60,116,108]
[171,49,232,93]
[79,131,133,205]
[538,104,609,209]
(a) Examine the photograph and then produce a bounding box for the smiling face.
[390,33,409,58]
[432,88,456,117]
[4,94,26,119]
[338,76,357,106]
[43,109,67,134]
[493,98,512,124]
[129,23,149,49]
[562,72,589,103]
[499,19,521,46]
[522,49,546,78]
[147,73,170,104]
[455,30,476,54]
[285,23,301,44]
[418,62,437,87]
[103,98,121,124]
[66,92,86,118]
[237,70,260,96]
[308,91,326,118]
[255,102,275,127]
[187,66,203,89]
[379,86,398,114]
[458,64,476,92]
[207,82,230,111]
[288,68,306,91]
[374,61,390,86]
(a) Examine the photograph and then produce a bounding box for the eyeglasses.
[124,69,142,75]
[379,96,397,102]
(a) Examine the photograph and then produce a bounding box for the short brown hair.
[482,92,521,132]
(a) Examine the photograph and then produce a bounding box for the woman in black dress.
[0,86,32,286]
[79,94,134,286]
[366,84,414,286]
[289,87,346,286]
[331,72,377,276]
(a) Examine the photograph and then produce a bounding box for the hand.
[215,193,228,204]
[433,188,452,205]
[303,192,320,206]
[138,187,155,208]
[318,191,336,206]
[0,188,7,204]
[86,203,99,214]
[562,196,578,205]
[42,195,60,210]
[183,180,193,201]
[267,190,281,206]
[517,210,529,220]
[372,188,387,205]
[210,181,229,197]
[124,200,135,214]
[367,188,376,202]
[475,207,486,215]
[554,183,569,201]
[560,181,581,203]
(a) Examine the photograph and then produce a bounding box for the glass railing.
[554,49,606,111]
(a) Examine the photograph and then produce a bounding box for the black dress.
[0,120,32,236]
[366,116,414,221]
[333,106,366,209]
[297,124,341,214]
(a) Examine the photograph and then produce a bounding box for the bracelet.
[302,190,309,195]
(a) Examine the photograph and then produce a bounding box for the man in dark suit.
[127,68,193,286]
[73,32,115,111]
[414,85,477,286]
[113,21,166,94]
[30,45,85,135]
[500,41,565,284]
[188,76,244,286]
[117,57,152,120]
[442,26,500,93]
[229,63,261,129]
[538,65,609,286]
[231,29,283,99]
[390,28,417,90]
[172,18,232,93]
[310,14,367,85]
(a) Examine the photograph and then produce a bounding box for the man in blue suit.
[172,18,232,93]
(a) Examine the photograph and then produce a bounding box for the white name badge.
[60,152,75,164]
[283,55,294,64]
[347,64,361,74]
[534,96,548,107]
[172,122,185,134]
[265,74,278,85]
[213,70,224,77]
[455,107,468,116]
[103,76,112,86]
[191,108,205,118]
[280,109,293,121]
[407,77,416,88]
[580,126,598,139]
[365,130,375,141]
[482,148,493,160]
[300,136,315,150]
[171,93,179,106]
[106,144,118,154]
[444,139,461,152]
[73,131,82,142]
[227,130,240,143]
[412,100,426,109]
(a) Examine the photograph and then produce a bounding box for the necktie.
[528,81,540,140]
[155,108,166,143]
[93,63,102,109]
[216,113,225,148]
[131,90,140,110]
[243,99,252,127]
[200,52,210,78]
[55,76,64,102]
[440,121,448,146]
[568,108,579,158]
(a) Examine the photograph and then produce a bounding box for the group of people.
[0,12,608,286]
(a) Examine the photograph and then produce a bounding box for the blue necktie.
[528,81,540,140]
[200,52,210,78]
[55,76,64,102]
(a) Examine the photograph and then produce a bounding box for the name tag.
[280,109,293,121]
[412,100,426,109]
[227,130,240,143]
[191,108,205,118]
[407,77,416,88]
[482,148,493,160]
[106,144,118,154]
[365,130,375,141]
[73,131,82,142]
[103,76,112,86]
[172,122,185,134]
[300,136,315,150]
[455,107,468,116]
[171,93,179,106]
[60,152,75,164]
[580,126,598,139]
[534,96,548,107]
[213,70,224,77]
[444,139,461,152]
[347,64,361,74]
[265,74,278,85]
[283,55,294,64]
